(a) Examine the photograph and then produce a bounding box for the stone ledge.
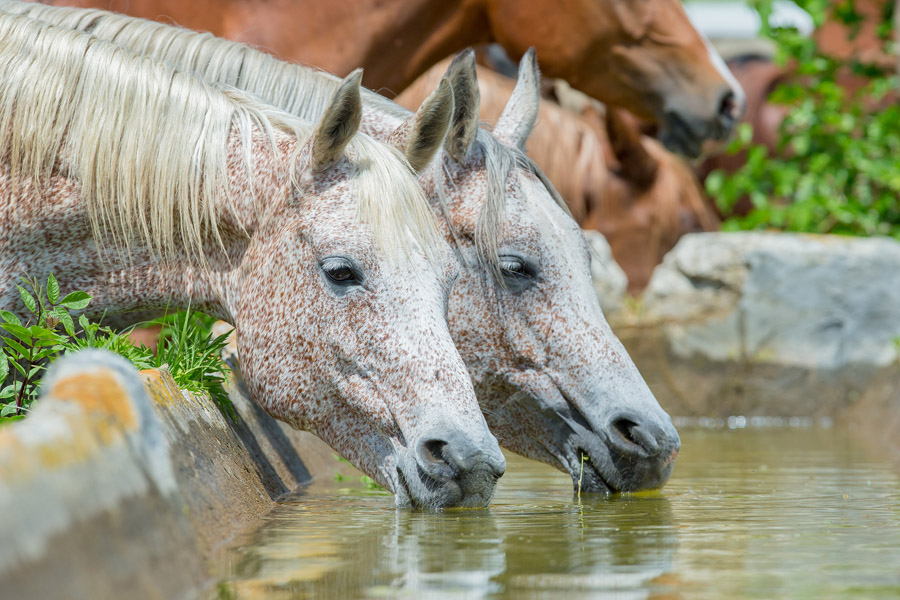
[0,349,342,600]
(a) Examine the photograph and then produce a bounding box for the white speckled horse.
[0,12,506,508]
[5,2,681,493]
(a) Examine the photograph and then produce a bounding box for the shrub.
[707,0,900,238]
[0,275,233,425]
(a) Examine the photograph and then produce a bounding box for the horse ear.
[443,49,480,163]
[387,78,454,172]
[310,69,363,171]
[493,48,540,150]
[605,106,659,187]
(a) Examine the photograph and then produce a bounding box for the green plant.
[1,274,234,425]
[332,454,386,491]
[577,452,587,502]
[707,0,900,237]
[149,309,234,420]
[0,275,93,421]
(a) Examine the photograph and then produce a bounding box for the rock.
[609,232,900,429]
[584,229,628,314]
[642,232,900,370]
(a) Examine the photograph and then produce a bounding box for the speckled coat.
[1,4,681,493]
[0,14,505,508]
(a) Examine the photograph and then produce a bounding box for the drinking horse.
[10,3,683,492]
[38,0,745,157]
[0,13,505,508]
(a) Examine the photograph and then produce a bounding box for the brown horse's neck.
[354,0,493,94]
[71,0,493,94]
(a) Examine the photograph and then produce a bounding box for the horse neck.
[179,0,493,93]
[0,129,295,324]
[352,0,493,92]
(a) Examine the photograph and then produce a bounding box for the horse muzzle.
[563,408,681,494]
[395,428,506,509]
[659,83,746,158]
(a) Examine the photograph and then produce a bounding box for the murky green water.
[215,427,900,599]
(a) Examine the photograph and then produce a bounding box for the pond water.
[214,427,900,599]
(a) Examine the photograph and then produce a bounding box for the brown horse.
[397,62,718,293]
[39,0,745,157]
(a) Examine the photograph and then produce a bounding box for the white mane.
[0,9,442,265]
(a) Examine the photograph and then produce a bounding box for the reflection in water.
[216,428,900,599]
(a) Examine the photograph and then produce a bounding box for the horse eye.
[500,257,527,277]
[326,266,354,282]
[321,258,360,286]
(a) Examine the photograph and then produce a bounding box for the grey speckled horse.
[0,12,505,508]
[6,1,681,493]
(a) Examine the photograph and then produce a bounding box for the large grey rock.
[607,232,900,427]
[643,232,900,370]
[584,230,628,314]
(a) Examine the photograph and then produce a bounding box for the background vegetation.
[0,275,233,425]
[707,0,900,237]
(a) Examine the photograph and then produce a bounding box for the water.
[214,428,900,599]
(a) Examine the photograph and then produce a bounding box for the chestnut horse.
[398,61,718,293]
[37,0,745,157]
[12,2,682,493]
[0,12,506,508]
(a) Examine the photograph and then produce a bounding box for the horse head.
[484,0,746,157]
[580,106,718,293]
[426,50,680,494]
[203,73,507,508]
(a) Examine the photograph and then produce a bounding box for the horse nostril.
[415,437,457,481]
[611,416,660,456]
[718,89,738,123]
[422,439,448,464]
[613,417,640,445]
[415,433,505,482]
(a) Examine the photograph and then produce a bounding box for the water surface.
[214,427,900,599]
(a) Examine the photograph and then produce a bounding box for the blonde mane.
[0,9,441,265]
[0,0,410,125]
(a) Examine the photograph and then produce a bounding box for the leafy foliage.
[150,310,234,420]
[707,0,900,237]
[0,275,233,425]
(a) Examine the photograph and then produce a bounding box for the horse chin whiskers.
[393,465,414,508]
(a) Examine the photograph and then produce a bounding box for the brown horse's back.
[397,60,718,294]
[41,0,743,155]
[41,0,485,94]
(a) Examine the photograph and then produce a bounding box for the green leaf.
[30,326,57,340]
[0,404,17,417]
[47,274,60,305]
[0,352,7,387]
[78,314,91,332]
[53,308,75,337]
[59,291,92,310]
[1,323,32,344]
[0,311,21,326]
[17,286,37,315]
[9,358,26,377]
[59,292,91,310]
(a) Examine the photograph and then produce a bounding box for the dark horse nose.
[715,87,741,138]
[416,432,506,482]
[604,412,680,490]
